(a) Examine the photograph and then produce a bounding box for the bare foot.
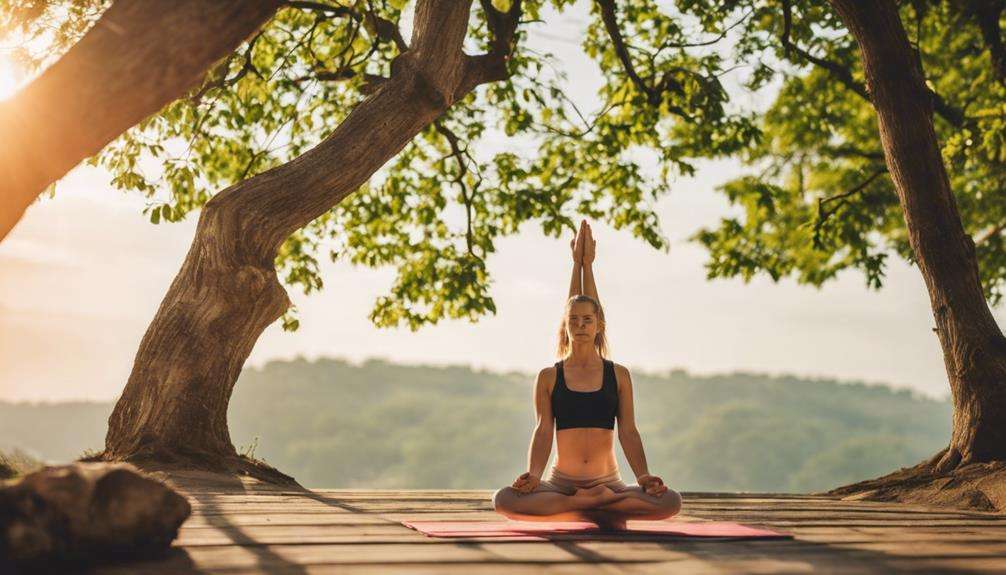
[573,484,623,505]
[573,484,608,498]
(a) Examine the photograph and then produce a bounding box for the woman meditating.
[492,220,682,530]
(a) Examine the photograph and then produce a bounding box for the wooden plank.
[687,504,987,518]
[186,498,490,512]
[782,528,1006,544]
[822,540,1006,558]
[174,523,835,547]
[92,556,682,575]
[185,498,992,521]
[736,518,1003,526]
[84,484,1006,575]
[178,490,497,499]
[181,512,711,528]
[177,490,835,502]
[184,501,998,521]
[183,514,394,527]
[169,522,1006,550]
[175,524,419,546]
[125,541,680,570]
[185,499,980,515]
[184,510,1003,530]
[182,494,495,502]
[883,557,1006,574]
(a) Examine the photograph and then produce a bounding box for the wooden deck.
[87,471,1006,574]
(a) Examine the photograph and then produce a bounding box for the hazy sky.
[0,3,990,403]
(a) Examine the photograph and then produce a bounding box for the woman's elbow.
[617,426,639,441]
[534,421,554,436]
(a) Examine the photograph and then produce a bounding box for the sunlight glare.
[0,56,23,101]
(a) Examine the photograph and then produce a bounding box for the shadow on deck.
[85,470,1006,574]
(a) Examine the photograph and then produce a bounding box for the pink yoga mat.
[401,519,791,541]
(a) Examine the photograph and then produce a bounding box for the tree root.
[88,447,299,488]
[934,445,964,474]
[821,446,1006,513]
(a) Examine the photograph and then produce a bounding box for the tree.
[100,0,514,470]
[825,0,1006,489]
[0,0,281,242]
[645,0,1004,500]
[11,0,1002,502]
[4,0,742,475]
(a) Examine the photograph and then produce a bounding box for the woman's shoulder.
[537,364,558,380]
[608,361,631,389]
[536,365,559,394]
[604,358,629,374]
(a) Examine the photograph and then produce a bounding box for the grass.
[0,449,42,480]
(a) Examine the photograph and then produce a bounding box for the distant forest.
[0,358,950,492]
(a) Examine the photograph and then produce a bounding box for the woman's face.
[566,301,600,343]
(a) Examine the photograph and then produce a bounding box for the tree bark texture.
[830,0,1006,470]
[0,0,282,242]
[104,0,492,463]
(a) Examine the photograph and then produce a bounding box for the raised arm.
[582,222,600,304]
[567,224,584,299]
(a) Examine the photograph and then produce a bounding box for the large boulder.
[0,462,191,567]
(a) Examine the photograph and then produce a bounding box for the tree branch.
[434,121,481,258]
[595,0,653,96]
[976,221,1006,246]
[454,0,523,97]
[283,1,354,17]
[364,10,409,53]
[480,0,523,57]
[191,30,265,104]
[819,144,885,161]
[780,0,964,127]
[208,0,477,246]
[781,0,870,101]
[0,0,283,243]
[813,168,887,248]
[968,0,1006,88]
[284,1,409,52]
[656,8,753,52]
[594,0,694,119]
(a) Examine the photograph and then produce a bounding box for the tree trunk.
[830,0,1006,471]
[103,0,500,467]
[0,0,281,242]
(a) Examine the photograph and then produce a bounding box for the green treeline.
[0,357,950,492]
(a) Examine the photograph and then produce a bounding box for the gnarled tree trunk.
[830,0,1006,471]
[0,0,281,242]
[103,0,518,474]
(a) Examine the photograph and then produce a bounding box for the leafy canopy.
[675,0,1006,302]
[9,0,1000,329]
[4,0,757,330]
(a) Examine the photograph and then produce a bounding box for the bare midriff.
[553,427,618,478]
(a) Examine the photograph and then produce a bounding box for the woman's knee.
[654,489,682,518]
[492,487,518,512]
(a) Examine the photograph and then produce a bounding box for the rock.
[0,462,191,567]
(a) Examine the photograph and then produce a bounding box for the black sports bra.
[551,359,619,430]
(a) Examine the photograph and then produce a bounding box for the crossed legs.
[492,483,682,530]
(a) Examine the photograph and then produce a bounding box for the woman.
[492,220,682,530]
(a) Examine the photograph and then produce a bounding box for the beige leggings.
[535,466,629,496]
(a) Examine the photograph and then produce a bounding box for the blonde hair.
[556,295,609,359]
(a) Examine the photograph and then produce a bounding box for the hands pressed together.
[570,219,596,266]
